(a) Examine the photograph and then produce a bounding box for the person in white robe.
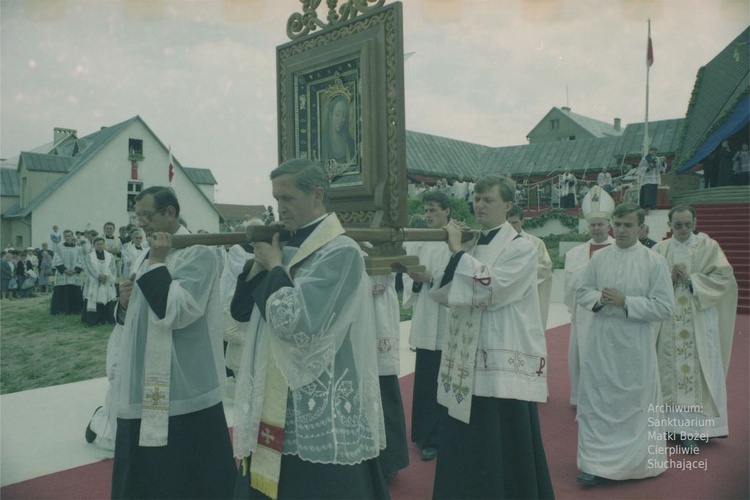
[218,218,263,310]
[120,230,148,279]
[401,190,452,461]
[560,168,578,208]
[565,186,615,405]
[654,205,738,448]
[85,231,149,450]
[218,219,261,392]
[369,272,409,482]
[50,230,84,315]
[637,147,665,210]
[102,222,123,280]
[85,324,123,452]
[230,159,386,499]
[597,167,613,192]
[507,204,553,330]
[81,237,118,325]
[112,186,236,499]
[430,174,553,499]
[452,175,469,202]
[576,202,674,485]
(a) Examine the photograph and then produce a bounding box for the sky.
[1,0,748,209]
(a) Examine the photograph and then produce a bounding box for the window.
[550,119,559,130]
[128,139,144,159]
[127,182,143,212]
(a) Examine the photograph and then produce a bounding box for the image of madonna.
[322,95,357,169]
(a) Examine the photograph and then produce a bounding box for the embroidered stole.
[250,214,345,499]
[131,241,175,447]
[436,225,514,424]
[664,245,703,407]
[438,306,482,423]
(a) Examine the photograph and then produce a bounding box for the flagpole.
[643,19,652,155]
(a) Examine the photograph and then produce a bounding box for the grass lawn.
[0,294,111,395]
[0,289,414,395]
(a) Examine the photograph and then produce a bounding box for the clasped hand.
[600,287,625,307]
[672,264,689,285]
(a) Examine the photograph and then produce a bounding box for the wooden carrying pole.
[171,225,475,248]
[171,225,476,275]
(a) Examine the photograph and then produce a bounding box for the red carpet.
[3,319,748,499]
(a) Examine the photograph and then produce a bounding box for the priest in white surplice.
[112,186,236,499]
[401,190,452,462]
[565,185,615,405]
[81,237,118,326]
[230,159,386,499]
[430,174,553,499]
[576,202,674,485]
[507,204,553,330]
[369,272,409,482]
[654,205,738,448]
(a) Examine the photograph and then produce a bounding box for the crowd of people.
[704,140,750,188]
[405,154,672,213]
[7,159,735,499]
[1,223,150,327]
[403,141,749,218]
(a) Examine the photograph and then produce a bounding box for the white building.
[1,116,221,248]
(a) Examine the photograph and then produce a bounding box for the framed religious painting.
[277,1,406,227]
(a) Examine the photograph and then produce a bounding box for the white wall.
[31,120,219,245]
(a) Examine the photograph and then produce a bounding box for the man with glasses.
[653,204,738,450]
[111,186,236,499]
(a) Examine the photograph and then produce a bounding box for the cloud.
[1,0,747,211]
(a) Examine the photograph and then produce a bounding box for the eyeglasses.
[671,221,695,230]
[135,208,167,222]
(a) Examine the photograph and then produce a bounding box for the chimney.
[54,127,76,144]
[614,118,621,131]
[561,106,571,113]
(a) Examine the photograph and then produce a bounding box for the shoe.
[576,472,601,486]
[85,422,97,443]
[421,447,438,461]
[85,406,103,443]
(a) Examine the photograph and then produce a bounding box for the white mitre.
[581,185,614,221]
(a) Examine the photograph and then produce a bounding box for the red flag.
[168,147,175,188]
[647,36,654,67]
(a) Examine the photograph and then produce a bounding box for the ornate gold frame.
[277,1,406,227]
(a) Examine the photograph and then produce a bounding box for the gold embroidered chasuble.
[654,235,737,421]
